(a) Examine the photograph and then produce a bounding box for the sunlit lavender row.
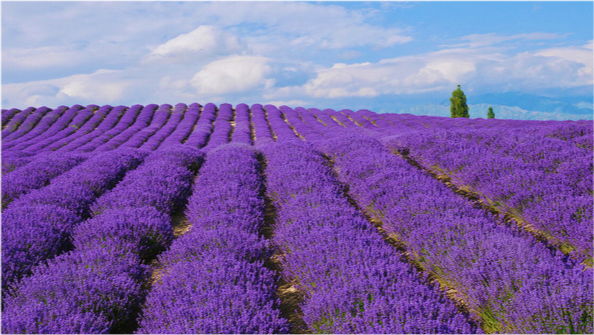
[1,103,592,334]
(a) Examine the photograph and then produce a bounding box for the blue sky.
[2,1,593,120]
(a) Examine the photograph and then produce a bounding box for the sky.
[2,1,593,120]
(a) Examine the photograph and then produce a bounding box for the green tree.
[487,106,495,119]
[450,85,469,118]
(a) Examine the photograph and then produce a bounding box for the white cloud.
[297,41,592,99]
[195,1,412,50]
[301,54,479,98]
[416,59,477,85]
[2,68,154,108]
[533,41,593,84]
[3,1,410,80]
[2,1,413,105]
[147,26,243,63]
[57,70,134,102]
[2,1,591,117]
[190,55,274,96]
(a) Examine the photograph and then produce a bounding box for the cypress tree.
[487,106,495,119]
[450,85,469,118]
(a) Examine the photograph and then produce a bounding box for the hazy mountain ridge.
[378,92,594,120]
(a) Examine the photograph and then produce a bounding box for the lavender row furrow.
[3,106,68,151]
[2,108,21,127]
[326,109,359,130]
[46,105,113,151]
[120,104,172,149]
[323,134,593,334]
[14,105,84,154]
[58,105,127,152]
[201,103,233,151]
[1,107,35,138]
[374,112,544,137]
[2,152,88,209]
[1,149,146,292]
[77,105,143,152]
[137,144,288,334]
[184,102,217,148]
[2,106,51,143]
[93,104,158,151]
[231,103,252,144]
[281,106,326,141]
[294,107,332,139]
[24,105,95,153]
[315,108,350,135]
[342,108,376,129]
[41,105,112,152]
[91,145,203,217]
[265,105,298,142]
[251,103,275,145]
[261,141,477,333]
[1,147,204,333]
[384,125,593,263]
[129,104,173,149]
[158,103,202,148]
[140,103,186,150]
[331,109,382,140]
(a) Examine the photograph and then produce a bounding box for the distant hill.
[378,92,593,120]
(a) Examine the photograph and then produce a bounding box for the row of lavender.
[281,109,593,332]
[4,104,429,333]
[3,145,204,333]
[1,105,592,333]
[0,103,257,217]
[1,103,300,333]
[261,141,477,333]
[1,103,372,158]
[322,135,592,333]
[137,144,288,333]
[383,122,593,264]
[2,150,146,292]
[1,103,209,213]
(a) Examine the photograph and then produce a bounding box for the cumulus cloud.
[57,70,135,102]
[196,1,412,50]
[2,1,591,118]
[297,41,593,99]
[3,1,411,82]
[2,1,411,105]
[533,41,593,85]
[2,69,154,108]
[146,25,243,63]
[301,54,479,98]
[190,55,274,96]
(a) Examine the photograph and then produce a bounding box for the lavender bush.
[323,134,593,333]
[261,141,477,333]
[1,102,590,334]
[137,144,288,334]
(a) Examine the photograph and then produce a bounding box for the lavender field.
[1,103,592,334]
